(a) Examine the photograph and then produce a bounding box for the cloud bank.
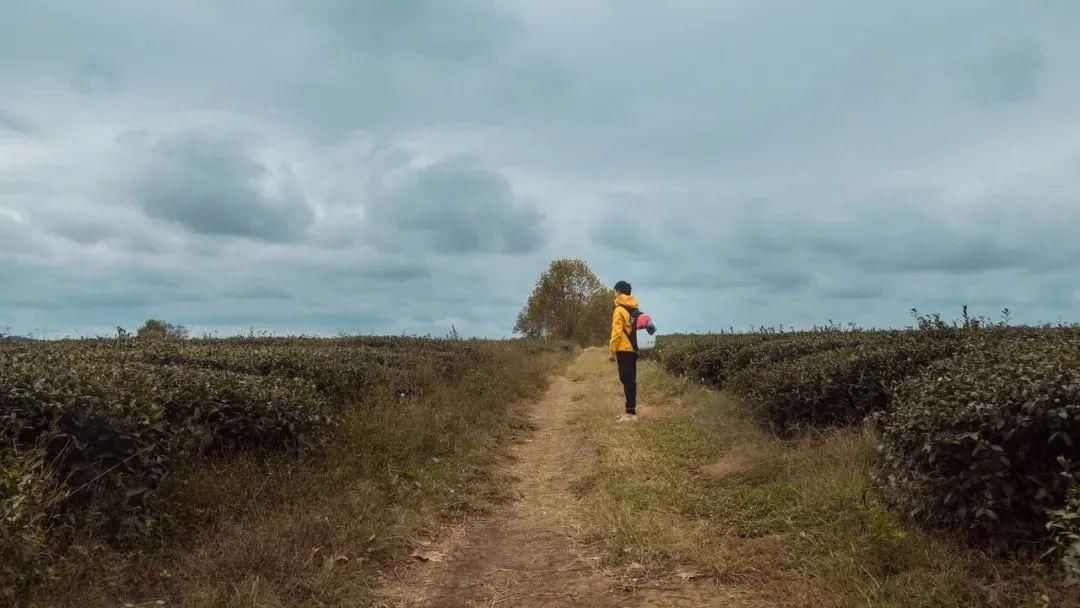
[2,1,1079,337]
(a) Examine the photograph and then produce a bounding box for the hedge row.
[654,333,786,386]
[0,338,499,548]
[0,343,335,545]
[141,344,401,400]
[729,332,961,434]
[655,325,1080,567]
[655,330,957,434]
[875,333,1080,560]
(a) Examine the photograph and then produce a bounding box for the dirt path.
[377,351,739,608]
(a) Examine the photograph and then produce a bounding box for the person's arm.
[609,308,624,359]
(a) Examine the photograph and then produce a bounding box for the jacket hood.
[615,293,638,308]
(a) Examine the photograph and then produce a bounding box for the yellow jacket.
[609,293,639,355]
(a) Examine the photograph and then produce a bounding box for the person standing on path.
[609,280,639,422]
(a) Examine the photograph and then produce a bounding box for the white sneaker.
[616,414,639,423]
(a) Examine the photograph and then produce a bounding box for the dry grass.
[574,354,1078,607]
[31,344,569,608]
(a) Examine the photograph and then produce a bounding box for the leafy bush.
[142,343,397,400]
[875,336,1080,558]
[1047,485,1080,584]
[656,331,880,392]
[723,331,873,388]
[0,345,332,544]
[0,452,52,603]
[0,336,524,601]
[731,332,960,434]
[654,334,776,385]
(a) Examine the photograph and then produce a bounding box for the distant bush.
[656,328,959,435]
[136,318,189,341]
[875,335,1080,559]
[142,343,400,400]
[653,333,774,385]
[734,332,961,435]
[723,331,873,389]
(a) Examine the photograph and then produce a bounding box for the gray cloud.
[308,0,514,62]
[372,159,546,255]
[0,109,36,136]
[3,1,1080,337]
[224,287,292,301]
[71,60,120,95]
[820,284,884,301]
[968,41,1046,104]
[134,133,314,242]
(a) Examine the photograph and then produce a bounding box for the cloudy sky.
[2,1,1079,338]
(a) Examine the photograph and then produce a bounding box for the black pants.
[616,351,638,414]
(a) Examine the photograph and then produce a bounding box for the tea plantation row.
[0,337,561,596]
[652,325,1080,578]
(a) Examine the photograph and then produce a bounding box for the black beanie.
[614,280,632,295]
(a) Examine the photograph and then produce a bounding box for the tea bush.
[142,343,399,400]
[876,336,1080,558]
[723,331,875,390]
[734,332,961,434]
[653,333,776,386]
[0,452,52,604]
[0,335,521,601]
[0,344,333,545]
[1047,485,1080,583]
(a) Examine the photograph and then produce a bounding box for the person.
[609,280,639,422]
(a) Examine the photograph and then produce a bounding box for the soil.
[376,352,757,608]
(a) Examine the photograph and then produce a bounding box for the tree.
[136,319,189,341]
[515,259,613,346]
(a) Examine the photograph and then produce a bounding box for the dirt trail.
[377,351,740,608]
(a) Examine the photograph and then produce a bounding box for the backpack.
[619,304,657,352]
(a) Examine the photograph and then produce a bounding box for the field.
[0,336,571,606]
[4,319,1079,607]
[650,319,1080,584]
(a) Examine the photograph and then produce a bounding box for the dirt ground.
[375,350,759,608]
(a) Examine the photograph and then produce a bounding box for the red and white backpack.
[619,305,658,352]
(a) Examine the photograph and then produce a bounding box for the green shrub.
[724,331,874,390]
[735,332,959,435]
[875,337,1080,558]
[0,336,535,605]
[656,334,776,386]
[0,452,52,603]
[0,346,332,544]
[1047,485,1080,583]
[141,344,396,400]
[0,336,510,560]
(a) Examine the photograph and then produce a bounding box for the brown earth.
[375,351,757,608]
